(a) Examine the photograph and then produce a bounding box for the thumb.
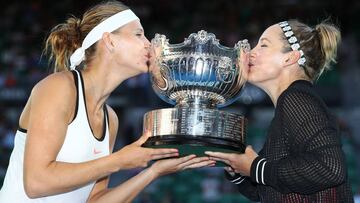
[245,145,254,152]
[135,131,151,146]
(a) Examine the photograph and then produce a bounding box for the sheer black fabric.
[228,80,354,202]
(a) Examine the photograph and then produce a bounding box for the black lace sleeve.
[249,90,347,194]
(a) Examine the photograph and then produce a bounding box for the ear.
[102,32,114,53]
[283,50,301,66]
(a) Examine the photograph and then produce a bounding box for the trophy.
[142,30,250,157]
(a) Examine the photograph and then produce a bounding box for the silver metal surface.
[143,30,250,149]
[149,30,250,108]
[143,108,246,143]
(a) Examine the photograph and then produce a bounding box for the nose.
[249,47,257,58]
[144,37,151,48]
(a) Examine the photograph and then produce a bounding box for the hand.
[148,46,167,89]
[149,155,216,178]
[224,165,236,176]
[114,133,179,170]
[237,48,250,81]
[205,145,258,176]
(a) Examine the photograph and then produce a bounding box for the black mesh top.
[226,80,354,203]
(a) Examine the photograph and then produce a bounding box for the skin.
[205,24,308,176]
[20,19,215,202]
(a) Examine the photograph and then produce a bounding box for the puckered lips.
[248,61,255,72]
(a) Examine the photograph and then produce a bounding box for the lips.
[248,62,254,69]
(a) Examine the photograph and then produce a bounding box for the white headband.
[69,9,139,69]
[278,21,306,66]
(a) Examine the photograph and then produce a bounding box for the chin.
[133,62,149,74]
[247,76,263,86]
[140,65,149,73]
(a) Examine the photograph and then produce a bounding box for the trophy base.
[142,135,246,167]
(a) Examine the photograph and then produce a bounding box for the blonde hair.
[280,19,341,81]
[44,1,128,72]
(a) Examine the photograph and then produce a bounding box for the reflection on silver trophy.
[142,30,250,155]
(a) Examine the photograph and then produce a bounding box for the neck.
[80,57,135,113]
[255,72,308,107]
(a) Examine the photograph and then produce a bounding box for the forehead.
[260,24,283,42]
[118,20,143,32]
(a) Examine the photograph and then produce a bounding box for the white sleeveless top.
[0,70,110,202]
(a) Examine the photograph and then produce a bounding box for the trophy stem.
[175,95,216,109]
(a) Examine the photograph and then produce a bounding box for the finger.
[246,145,253,151]
[205,151,234,160]
[151,148,179,155]
[183,160,216,169]
[151,152,179,160]
[179,154,197,162]
[224,166,234,173]
[177,157,211,169]
[224,166,236,176]
[166,154,197,167]
[135,133,151,145]
[207,157,231,165]
[165,154,197,165]
[245,145,257,155]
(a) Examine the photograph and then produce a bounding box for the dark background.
[1,0,359,202]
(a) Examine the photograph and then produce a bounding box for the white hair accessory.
[69,9,139,69]
[278,21,307,66]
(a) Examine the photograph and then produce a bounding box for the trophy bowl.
[142,30,250,160]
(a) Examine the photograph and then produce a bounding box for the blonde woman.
[206,20,354,202]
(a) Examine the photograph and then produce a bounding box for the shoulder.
[32,71,75,97]
[278,81,328,124]
[29,71,77,117]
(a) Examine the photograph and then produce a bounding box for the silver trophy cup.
[142,30,250,157]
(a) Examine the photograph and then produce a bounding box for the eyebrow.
[135,28,144,33]
[260,38,271,43]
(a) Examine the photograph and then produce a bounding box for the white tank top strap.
[72,70,87,122]
[104,105,109,139]
[71,69,109,142]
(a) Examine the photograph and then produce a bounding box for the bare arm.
[86,105,119,202]
[23,73,179,198]
[87,155,215,203]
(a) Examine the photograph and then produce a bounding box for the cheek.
[116,42,140,61]
[259,59,280,75]
[257,51,282,71]
[249,56,282,82]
